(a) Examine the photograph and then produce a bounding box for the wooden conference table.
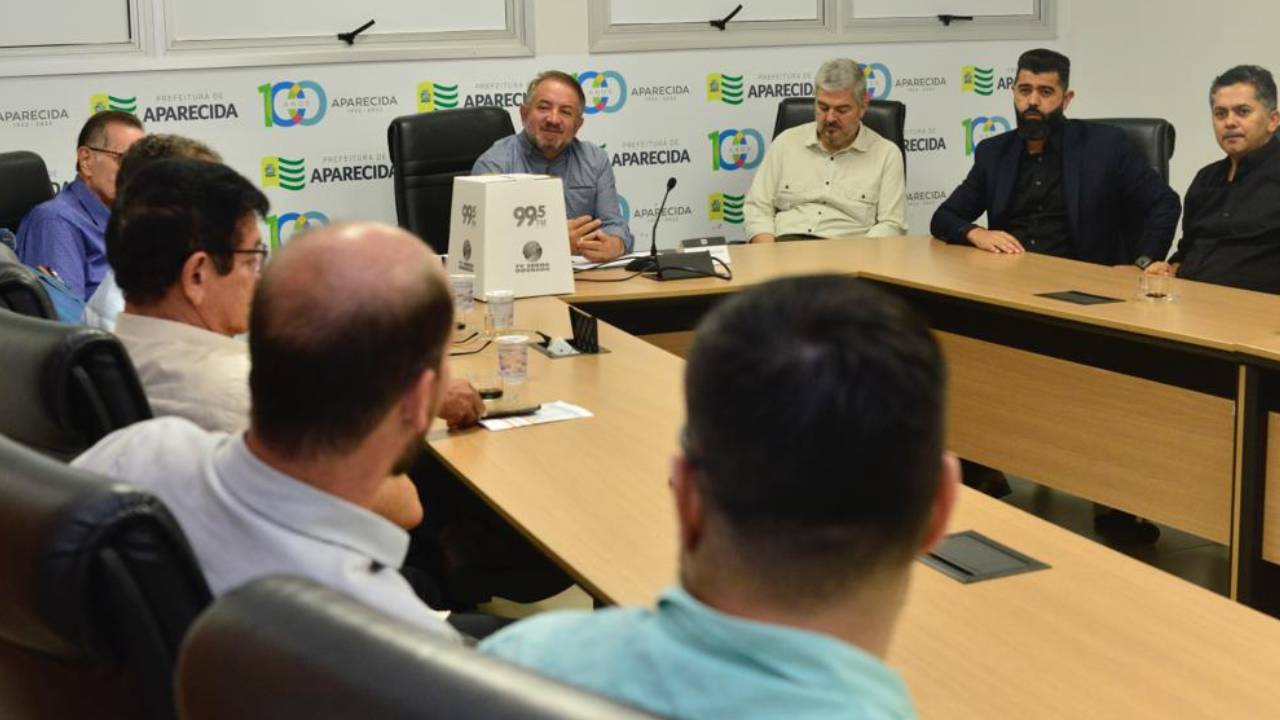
[429,293,1280,719]
[565,237,1280,612]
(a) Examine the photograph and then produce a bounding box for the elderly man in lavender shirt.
[472,70,633,262]
[17,111,144,300]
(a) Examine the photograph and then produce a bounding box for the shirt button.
[1034,180,1042,186]
[825,181,830,185]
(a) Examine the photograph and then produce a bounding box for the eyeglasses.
[230,243,270,270]
[85,146,125,162]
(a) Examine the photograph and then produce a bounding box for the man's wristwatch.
[1135,255,1154,270]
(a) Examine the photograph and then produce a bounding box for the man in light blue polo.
[472,70,633,262]
[481,276,960,720]
[17,110,144,300]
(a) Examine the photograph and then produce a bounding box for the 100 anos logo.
[257,81,327,127]
[961,116,1011,156]
[708,128,765,171]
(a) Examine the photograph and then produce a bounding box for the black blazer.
[930,120,1181,265]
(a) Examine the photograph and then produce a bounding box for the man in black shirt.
[1147,65,1280,292]
[933,49,1180,542]
[932,48,1181,266]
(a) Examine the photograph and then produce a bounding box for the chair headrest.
[0,262,56,319]
[0,433,186,659]
[0,309,150,459]
[179,576,659,720]
[0,151,55,232]
[387,106,516,172]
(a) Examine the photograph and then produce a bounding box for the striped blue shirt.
[472,132,634,253]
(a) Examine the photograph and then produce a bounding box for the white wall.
[4,0,1278,254]
[1060,0,1280,232]
[533,0,590,55]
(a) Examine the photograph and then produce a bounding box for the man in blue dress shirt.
[481,276,960,720]
[472,70,633,262]
[16,110,144,300]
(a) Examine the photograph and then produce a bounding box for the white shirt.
[112,313,250,434]
[73,417,459,641]
[83,269,124,331]
[744,121,906,240]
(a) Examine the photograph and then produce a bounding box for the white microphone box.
[446,174,574,299]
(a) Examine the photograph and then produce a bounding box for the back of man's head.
[248,223,453,460]
[116,133,221,194]
[1017,48,1071,88]
[106,158,268,305]
[683,276,946,602]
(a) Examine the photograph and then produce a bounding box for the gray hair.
[523,70,586,112]
[815,59,867,103]
[1210,65,1278,112]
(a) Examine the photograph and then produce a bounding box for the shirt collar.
[655,585,915,716]
[213,433,410,569]
[68,177,110,228]
[114,312,247,352]
[804,121,873,156]
[1233,134,1280,177]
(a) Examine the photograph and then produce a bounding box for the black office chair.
[0,433,212,720]
[0,260,56,319]
[0,309,151,460]
[177,576,660,720]
[773,97,908,173]
[387,107,516,254]
[1090,118,1176,184]
[0,150,55,234]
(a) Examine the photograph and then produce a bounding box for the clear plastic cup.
[485,289,515,335]
[496,334,528,401]
[1138,273,1174,302]
[448,273,476,336]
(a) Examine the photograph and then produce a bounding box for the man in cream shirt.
[744,59,906,242]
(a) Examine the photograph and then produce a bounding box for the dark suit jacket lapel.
[990,134,1021,225]
[1062,120,1084,237]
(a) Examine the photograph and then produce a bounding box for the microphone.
[626,177,677,272]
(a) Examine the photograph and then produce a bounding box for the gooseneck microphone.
[626,177,677,272]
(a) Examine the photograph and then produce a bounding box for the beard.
[524,126,571,157]
[390,433,426,476]
[818,121,857,150]
[1016,106,1065,141]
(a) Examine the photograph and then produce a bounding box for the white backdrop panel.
[168,0,508,41]
[852,0,1036,18]
[0,42,1042,251]
[0,0,130,48]
[609,0,820,24]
